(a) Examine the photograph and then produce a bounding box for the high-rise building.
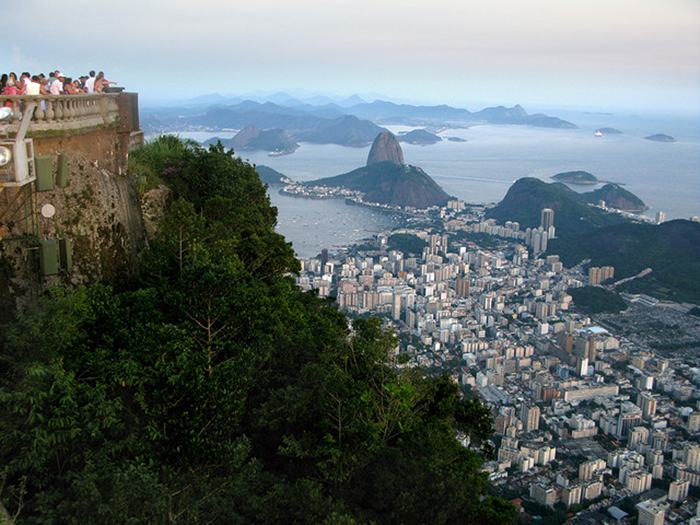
[628,426,650,450]
[579,458,606,481]
[638,392,658,420]
[685,444,700,470]
[637,499,668,525]
[668,479,690,502]
[540,208,555,230]
[588,266,615,285]
[455,277,470,298]
[520,404,541,432]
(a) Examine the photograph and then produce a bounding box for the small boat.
[594,130,603,137]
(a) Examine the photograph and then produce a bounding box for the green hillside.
[568,286,627,314]
[486,177,628,236]
[255,164,291,185]
[551,220,700,303]
[582,183,647,212]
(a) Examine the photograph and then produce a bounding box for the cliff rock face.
[1,129,149,317]
[38,154,147,282]
[367,131,405,166]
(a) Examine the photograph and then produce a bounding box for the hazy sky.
[4,0,700,112]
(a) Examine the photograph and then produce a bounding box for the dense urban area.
[296,198,700,525]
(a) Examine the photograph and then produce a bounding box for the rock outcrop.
[367,131,405,166]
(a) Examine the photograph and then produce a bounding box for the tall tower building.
[637,391,657,420]
[540,208,555,230]
[520,405,541,432]
[455,277,470,298]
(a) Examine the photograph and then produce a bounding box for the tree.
[0,138,515,524]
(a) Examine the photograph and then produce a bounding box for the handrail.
[0,94,120,134]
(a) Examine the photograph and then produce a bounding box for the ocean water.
[168,111,700,257]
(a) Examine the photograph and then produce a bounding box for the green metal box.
[39,240,60,276]
[59,238,73,272]
[35,156,54,192]
[56,154,70,188]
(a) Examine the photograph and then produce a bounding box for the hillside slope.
[310,161,451,208]
[550,220,700,303]
[486,178,628,236]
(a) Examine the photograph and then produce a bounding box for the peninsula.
[304,131,451,209]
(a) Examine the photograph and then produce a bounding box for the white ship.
[594,130,604,137]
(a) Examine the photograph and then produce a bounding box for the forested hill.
[486,177,628,236]
[0,136,514,524]
[550,219,700,303]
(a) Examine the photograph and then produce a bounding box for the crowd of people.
[0,70,114,96]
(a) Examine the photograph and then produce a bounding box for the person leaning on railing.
[1,69,117,96]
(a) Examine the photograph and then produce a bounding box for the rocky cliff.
[366,131,405,166]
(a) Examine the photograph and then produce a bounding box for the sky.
[4,0,700,113]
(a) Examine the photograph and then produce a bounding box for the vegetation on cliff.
[0,137,514,524]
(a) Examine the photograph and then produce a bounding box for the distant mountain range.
[142,96,578,150]
[308,132,451,209]
[345,101,576,128]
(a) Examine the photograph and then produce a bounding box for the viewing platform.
[0,92,140,138]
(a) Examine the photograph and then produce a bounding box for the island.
[304,131,452,209]
[397,129,442,145]
[644,134,676,143]
[447,136,467,142]
[205,126,299,154]
[595,127,622,135]
[551,170,598,185]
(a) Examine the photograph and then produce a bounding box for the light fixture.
[41,203,56,219]
[0,146,11,166]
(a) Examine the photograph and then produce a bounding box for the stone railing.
[0,94,120,135]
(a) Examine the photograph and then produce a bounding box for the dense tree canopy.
[0,138,515,524]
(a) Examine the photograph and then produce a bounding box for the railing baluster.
[0,94,120,133]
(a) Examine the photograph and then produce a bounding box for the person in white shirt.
[49,72,65,95]
[23,74,41,96]
[85,70,96,94]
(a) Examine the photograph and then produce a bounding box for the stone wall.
[0,96,149,316]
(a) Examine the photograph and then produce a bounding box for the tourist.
[0,74,7,92]
[94,71,111,93]
[23,74,41,96]
[49,72,64,95]
[84,70,96,93]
